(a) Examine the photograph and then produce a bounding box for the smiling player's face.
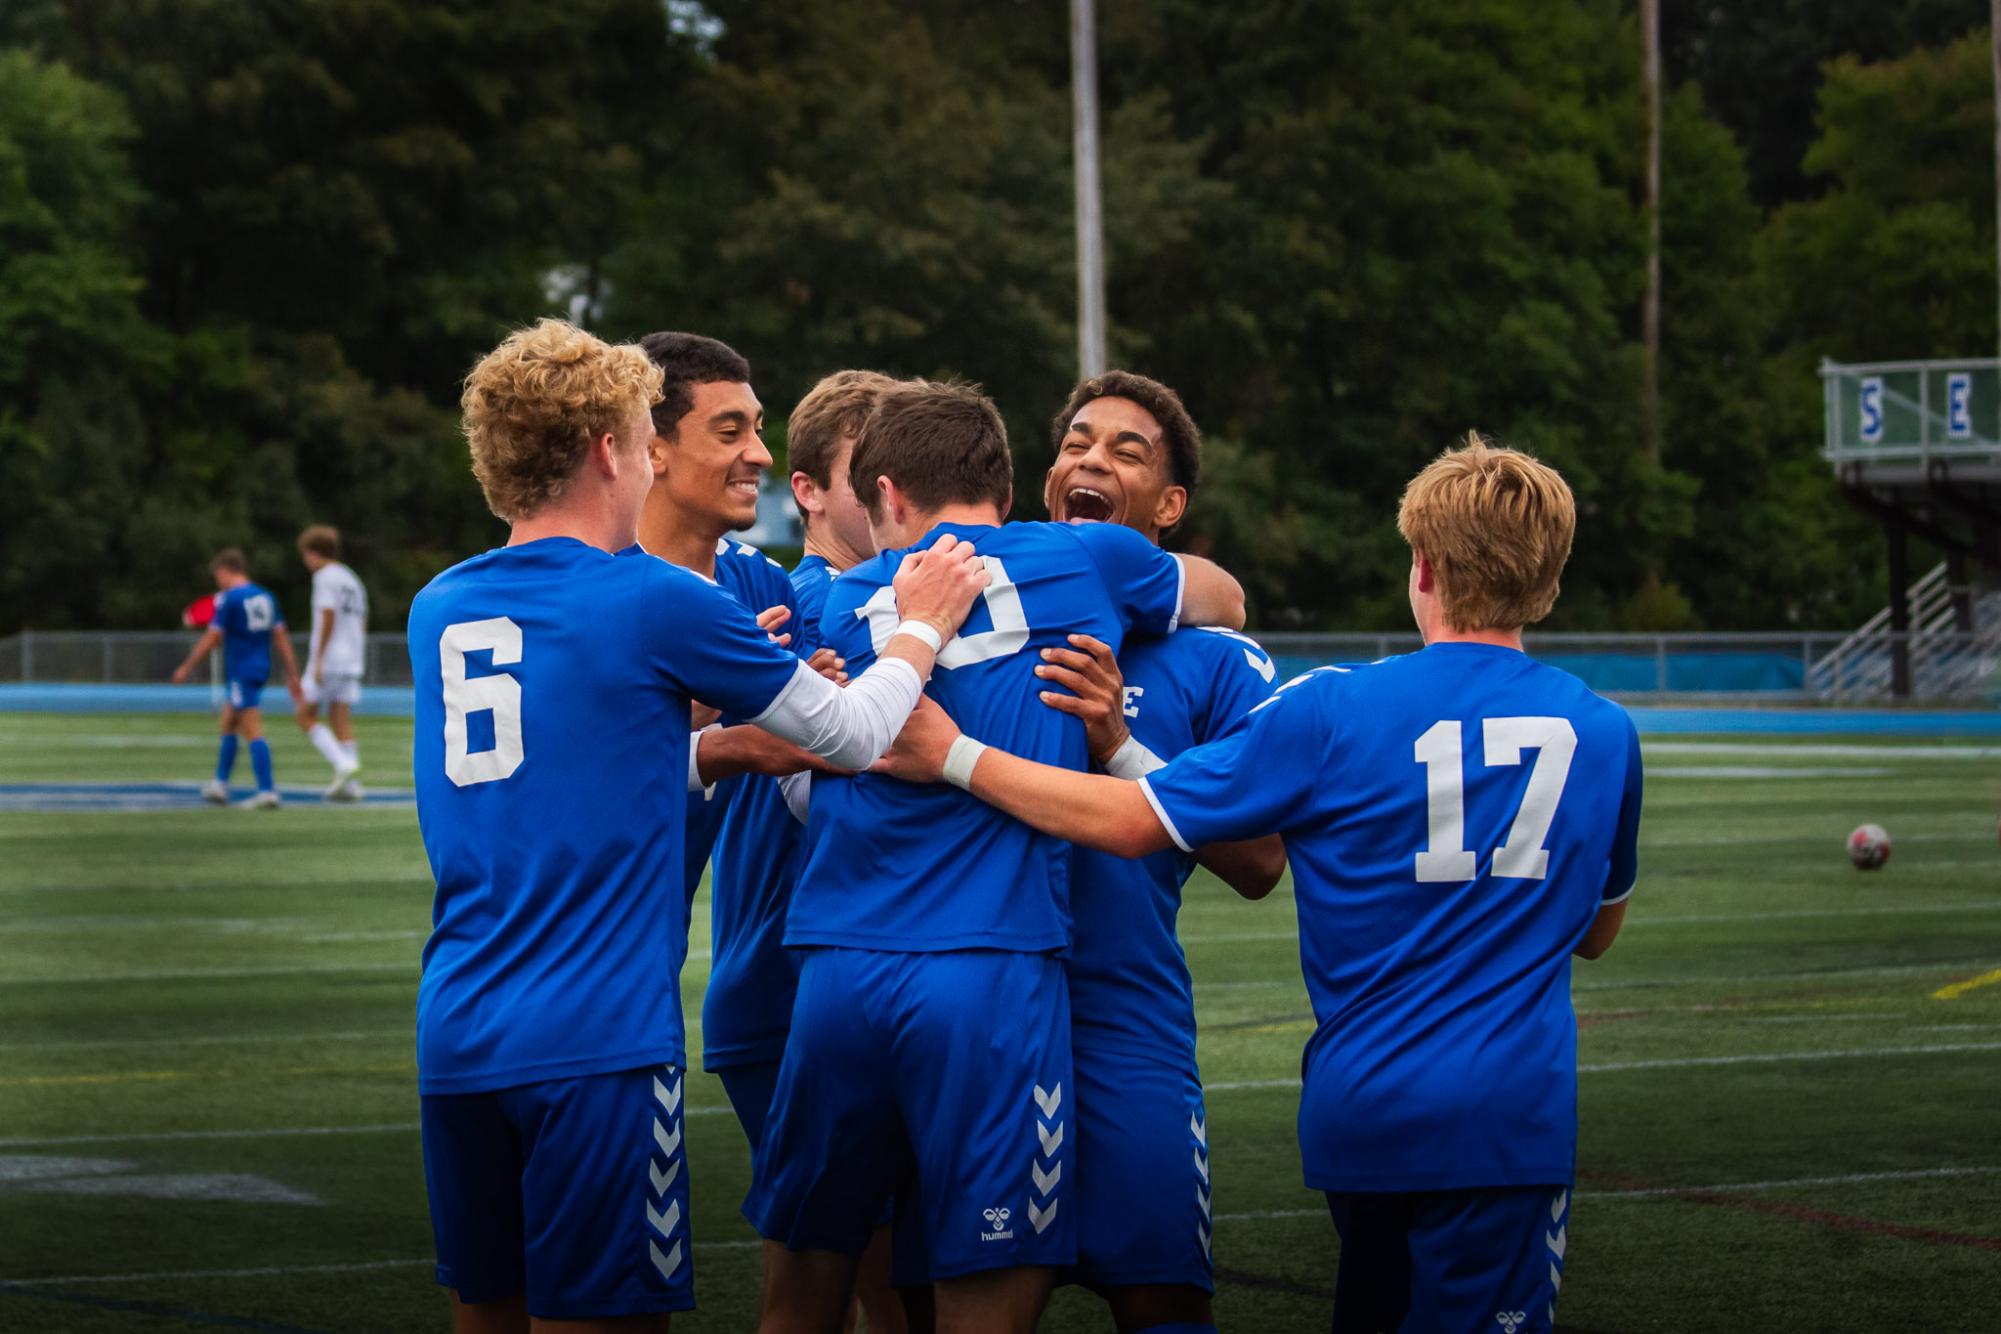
[657,379,770,533]
[1044,395,1186,541]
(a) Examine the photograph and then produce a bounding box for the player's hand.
[707,725,849,779]
[1035,634,1128,768]
[690,702,722,730]
[890,532,987,644]
[871,695,961,784]
[170,664,191,685]
[756,604,794,649]
[807,647,848,685]
[287,680,305,705]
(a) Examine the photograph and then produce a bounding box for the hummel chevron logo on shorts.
[1192,1110,1214,1257]
[1027,1082,1063,1236]
[647,1069,686,1282]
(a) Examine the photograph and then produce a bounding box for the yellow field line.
[1932,969,2001,1002]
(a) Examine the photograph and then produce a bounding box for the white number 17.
[1413,717,1576,882]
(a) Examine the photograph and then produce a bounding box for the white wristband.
[893,619,944,654]
[1103,734,1169,780]
[941,735,988,791]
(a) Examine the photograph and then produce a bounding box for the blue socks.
[215,734,240,783]
[249,739,274,793]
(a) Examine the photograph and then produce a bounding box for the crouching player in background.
[746,380,1247,1334]
[407,320,986,1333]
[171,547,301,809]
[877,436,1642,1334]
[1032,372,1288,1334]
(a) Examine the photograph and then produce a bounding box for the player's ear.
[1041,465,1057,516]
[646,432,672,479]
[789,471,821,520]
[1415,553,1436,594]
[1153,485,1188,532]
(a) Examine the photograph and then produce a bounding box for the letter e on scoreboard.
[1946,372,1973,439]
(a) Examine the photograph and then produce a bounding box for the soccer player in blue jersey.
[171,548,301,809]
[407,320,988,1334]
[745,380,1248,1334]
[877,437,1641,1334]
[1029,372,1289,1334]
[788,369,900,637]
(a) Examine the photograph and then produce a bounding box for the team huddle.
[406,320,1643,1334]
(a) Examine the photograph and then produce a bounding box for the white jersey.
[309,561,368,676]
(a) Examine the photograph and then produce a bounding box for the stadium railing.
[0,629,1994,704]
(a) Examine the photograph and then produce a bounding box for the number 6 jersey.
[1140,643,1643,1192]
[407,538,804,1095]
[788,520,1185,954]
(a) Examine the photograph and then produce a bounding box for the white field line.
[0,1108,737,1150]
[1648,766,1890,779]
[1644,743,2001,761]
[0,947,712,985]
[1210,1165,2001,1222]
[1207,1040,2001,1092]
[1,1241,771,1288]
[0,1030,412,1054]
[1631,902,2001,928]
[1573,958,2000,991]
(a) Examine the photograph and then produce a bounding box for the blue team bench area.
[4,682,2001,736]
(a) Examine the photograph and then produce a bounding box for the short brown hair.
[460,319,664,521]
[297,525,340,560]
[1051,370,1202,496]
[789,370,900,490]
[637,331,752,439]
[210,547,247,575]
[1397,434,1576,631]
[849,380,1013,521]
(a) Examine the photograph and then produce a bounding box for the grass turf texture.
[1,713,1998,1332]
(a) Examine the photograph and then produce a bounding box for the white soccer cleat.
[238,790,282,811]
[339,777,365,802]
[324,762,362,802]
[200,780,229,805]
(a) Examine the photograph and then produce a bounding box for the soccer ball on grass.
[1847,823,1891,871]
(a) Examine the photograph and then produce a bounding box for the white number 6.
[441,617,524,787]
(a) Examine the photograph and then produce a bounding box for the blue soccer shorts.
[716,1059,782,1151]
[745,947,1075,1279]
[420,1063,696,1319]
[226,677,266,710]
[1064,1047,1213,1292]
[1325,1183,1571,1333]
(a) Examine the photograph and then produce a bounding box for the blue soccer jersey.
[1069,627,1277,1064]
[790,552,835,645]
[212,583,282,682]
[703,539,816,1071]
[408,537,805,1095]
[786,520,1185,952]
[1141,644,1643,1191]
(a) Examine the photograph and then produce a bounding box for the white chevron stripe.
[1033,1082,1062,1118]
[1037,1121,1064,1158]
[647,1198,682,1241]
[1193,1149,1209,1184]
[1027,1198,1057,1234]
[1550,1188,1568,1221]
[1550,1261,1562,1292]
[1031,1159,1061,1196]
[1190,1112,1207,1147]
[653,1118,682,1159]
[1546,1226,1566,1261]
[654,1075,683,1115]
[650,1238,684,1280]
[1198,1223,1211,1257]
[1197,1186,1211,1220]
[649,1157,681,1197]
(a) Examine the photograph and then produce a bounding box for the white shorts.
[301,673,363,707]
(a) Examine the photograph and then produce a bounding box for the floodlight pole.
[1071,0,1107,378]
[1992,0,2000,359]
[1642,0,1661,464]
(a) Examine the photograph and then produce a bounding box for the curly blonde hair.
[460,319,665,521]
[1397,433,1576,631]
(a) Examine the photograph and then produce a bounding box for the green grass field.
[2,712,1998,1332]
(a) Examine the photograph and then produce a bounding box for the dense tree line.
[0,0,1990,633]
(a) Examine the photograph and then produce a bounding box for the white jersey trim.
[749,656,923,772]
[1138,775,1194,854]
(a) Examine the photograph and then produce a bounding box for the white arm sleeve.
[687,725,721,795]
[778,771,812,825]
[749,656,924,772]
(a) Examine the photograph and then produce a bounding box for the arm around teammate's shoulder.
[1175,555,1246,631]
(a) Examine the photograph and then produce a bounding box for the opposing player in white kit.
[294,524,370,800]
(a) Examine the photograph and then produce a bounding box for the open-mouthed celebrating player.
[744,379,1246,1334]
[406,320,988,1334]
[876,436,1641,1334]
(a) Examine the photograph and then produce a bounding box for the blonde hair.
[297,524,340,560]
[459,319,664,521]
[789,369,900,490]
[1396,433,1576,631]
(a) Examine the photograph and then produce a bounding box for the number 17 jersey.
[1140,643,1643,1192]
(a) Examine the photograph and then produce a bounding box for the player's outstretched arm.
[1174,555,1247,631]
[272,623,302,698]
[874,697,1176,859]
[169,628,222,685]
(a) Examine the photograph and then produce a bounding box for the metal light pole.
[1642,0,1662,464]
[1992,0,2000,357]
[1071,0,1107,378]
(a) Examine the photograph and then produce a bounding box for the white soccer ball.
[1847,823,1891,871]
